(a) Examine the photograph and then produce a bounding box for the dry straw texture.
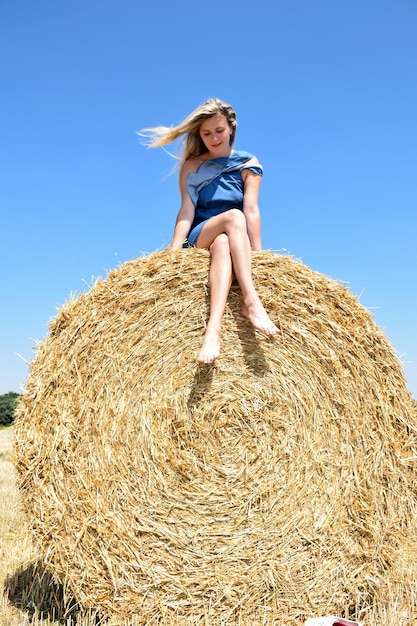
[14,249,417,625]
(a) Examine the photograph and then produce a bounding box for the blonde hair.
[139,98,237,167]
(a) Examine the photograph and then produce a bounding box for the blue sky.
[1,0,416,397]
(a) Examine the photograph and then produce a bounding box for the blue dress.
[184,150,263,246]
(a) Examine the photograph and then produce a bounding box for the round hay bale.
[14,249,417,625]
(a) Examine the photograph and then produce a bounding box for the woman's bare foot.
[197,324,222,364]
[242,299,280,336]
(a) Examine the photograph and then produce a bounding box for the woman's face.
[199,114,232,156]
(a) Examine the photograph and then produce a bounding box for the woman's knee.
[225,208,246,231]
[210,233,230,256]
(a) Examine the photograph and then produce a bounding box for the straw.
[14,249,417,625]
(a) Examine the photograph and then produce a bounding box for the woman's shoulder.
[181,155,206,175]
[179,155,211,190]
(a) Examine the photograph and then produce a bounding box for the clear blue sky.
[1,0,416,397]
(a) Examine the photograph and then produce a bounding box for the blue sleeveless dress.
[184,150,263,247]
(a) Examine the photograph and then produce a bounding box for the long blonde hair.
[139,98,237,167]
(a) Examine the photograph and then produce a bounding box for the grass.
[1,420,416,626]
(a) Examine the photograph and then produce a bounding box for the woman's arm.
[169,161,196,250]
[242,163,263,251]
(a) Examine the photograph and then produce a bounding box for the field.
[1,423,416,626]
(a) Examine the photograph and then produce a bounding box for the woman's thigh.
[196,209,246,249]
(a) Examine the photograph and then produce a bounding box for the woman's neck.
[202,147,233,160]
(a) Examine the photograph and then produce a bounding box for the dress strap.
[187,159,263,206]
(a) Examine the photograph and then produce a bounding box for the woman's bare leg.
[198,234,233,364]
[197,210,279,336]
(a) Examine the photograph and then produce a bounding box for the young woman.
[141,98,279,364]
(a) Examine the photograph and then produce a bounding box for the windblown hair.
[139,98,237,166]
